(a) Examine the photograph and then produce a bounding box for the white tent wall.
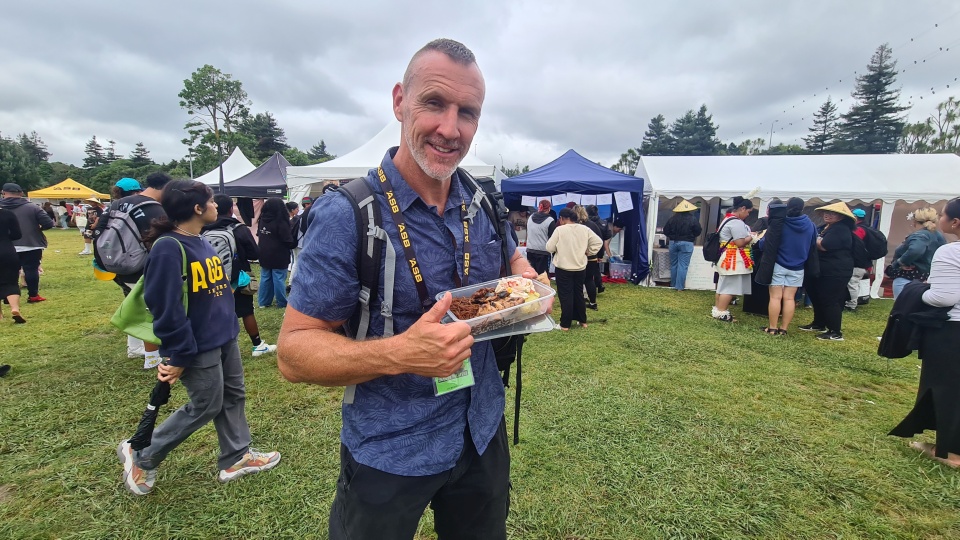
[286,121,498,189]
[636,154,960,296]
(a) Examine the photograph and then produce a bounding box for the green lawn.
[1,229,958,539]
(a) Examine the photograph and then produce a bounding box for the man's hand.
[395,292,474,378]
[157,363,185,385]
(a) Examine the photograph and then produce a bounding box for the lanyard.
[377,167,471,310]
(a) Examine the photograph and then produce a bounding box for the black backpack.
[338,169,529,445]
[861,226,888,260]
[702,217,735,263]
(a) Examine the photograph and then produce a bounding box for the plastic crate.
[438,276,556,335]
[609,261,631,279]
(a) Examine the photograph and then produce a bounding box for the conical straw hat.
[815,201,855,220]
[673,200,698,212]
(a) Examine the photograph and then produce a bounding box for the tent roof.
[636,153,960,203]
[195,147,256,187]
[500,149,645,194]
[223,152,289,198]
[27,178,110,200]
[286,121,498,186]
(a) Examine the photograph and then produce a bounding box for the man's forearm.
[278,325,401,386]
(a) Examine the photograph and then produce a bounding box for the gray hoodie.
[0,196,54,250]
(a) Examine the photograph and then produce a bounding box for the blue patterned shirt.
[290,148,516,476]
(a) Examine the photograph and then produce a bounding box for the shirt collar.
[380,147,466,215]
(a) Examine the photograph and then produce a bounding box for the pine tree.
[17,131,51,163]
[803,98,841,153]
[130,142,153,166]
[238,111,288,160]
[837,44,909,153]
[308,140,333,161]
[639,114,673,155]
[83,136,105,168]
[691,105,721,155]
[668,110,698,155]
[104,140,120,162]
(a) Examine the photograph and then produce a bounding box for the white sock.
[143,351,162,369]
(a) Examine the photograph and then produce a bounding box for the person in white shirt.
[890,197,960,468]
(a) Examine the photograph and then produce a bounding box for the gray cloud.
[2,0,957,172]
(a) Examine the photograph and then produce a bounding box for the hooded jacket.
[525,212,556,253]
[0,197,54,250]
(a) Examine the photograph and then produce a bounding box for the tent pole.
[871,200,895,299]
[644,192,660,286]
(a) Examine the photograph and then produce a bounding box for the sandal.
[777,329,787,336]
[11,311,25,324]
[714,314,735,323]
[760,326,779,335]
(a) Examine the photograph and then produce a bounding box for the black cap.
[2,183,24,193]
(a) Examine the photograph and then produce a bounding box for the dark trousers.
[556,268,587,328]
[18,249,42,297]
[526,250,551,276]
[808,275,849,333]
[583,260,600,303]
[329,419,510,540]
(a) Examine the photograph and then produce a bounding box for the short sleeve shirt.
[720,218,750,244]
[290,148,517,476]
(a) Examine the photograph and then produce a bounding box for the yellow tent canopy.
[27,178,110,200]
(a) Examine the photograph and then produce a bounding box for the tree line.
[0,64,336,195]
[608,44,958,176]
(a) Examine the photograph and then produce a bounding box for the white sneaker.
[252,342,277,357]
[218,449,281,483]
[127,347,145,359]
[78,249,90,255]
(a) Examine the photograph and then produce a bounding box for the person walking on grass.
[256,197,296,308]
[0,183,54,304]
[662,200,702,291]
[711,196,755,322]
[756,197,818,335]
[95,175,170,366]
[548,207,603,330]
[889,197,960,468]
[799,202,855,341]
[78,197,103,255]
[202,194,277,357]
[117,179,280,496]
[0,205,26,323]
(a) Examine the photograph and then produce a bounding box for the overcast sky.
[2,1,958,173]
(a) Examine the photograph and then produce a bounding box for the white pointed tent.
[195,147,257,187]
[635,153,960,296]
[286,121,502,201]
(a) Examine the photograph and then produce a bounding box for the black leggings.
[18,249,42,297]
[556,268,587,328]
[809,275,849,333]
[583,260,600,303]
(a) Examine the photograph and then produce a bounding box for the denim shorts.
[771,263,804,287]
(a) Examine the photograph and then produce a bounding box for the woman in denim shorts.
[758,198,817,335]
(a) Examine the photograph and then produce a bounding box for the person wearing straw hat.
[78,197,104,255]
[662,200,702,291]
[799,202,856,341]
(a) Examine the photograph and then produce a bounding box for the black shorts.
[234,289,254,318]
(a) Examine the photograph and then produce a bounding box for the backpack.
[702,217,735,263]
[201,224,240,286]
[94,199,161,274]
[861,226,888,260]
[339,169,528,445]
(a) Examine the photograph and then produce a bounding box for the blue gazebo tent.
[500,149,648,283]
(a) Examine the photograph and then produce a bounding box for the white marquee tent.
[195,147,257,187]
[636,153,960,296]
[286,121,503,202]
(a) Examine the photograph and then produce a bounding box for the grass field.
[1,229,959,539]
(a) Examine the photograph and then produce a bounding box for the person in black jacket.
[662,200,702,291]
[203,194,276,357]
[257,197,297,308]
[800,202,855,341]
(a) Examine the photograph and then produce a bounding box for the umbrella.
[127,380,171,451]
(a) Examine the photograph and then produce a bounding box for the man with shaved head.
[279,39,535,539]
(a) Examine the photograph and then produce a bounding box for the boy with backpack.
[202,194,276,357]
[94,175,169,366]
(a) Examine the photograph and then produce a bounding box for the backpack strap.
[457,168,512,277]
[153,237,189,311]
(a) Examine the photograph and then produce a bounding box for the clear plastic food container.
[437,276,556,336]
